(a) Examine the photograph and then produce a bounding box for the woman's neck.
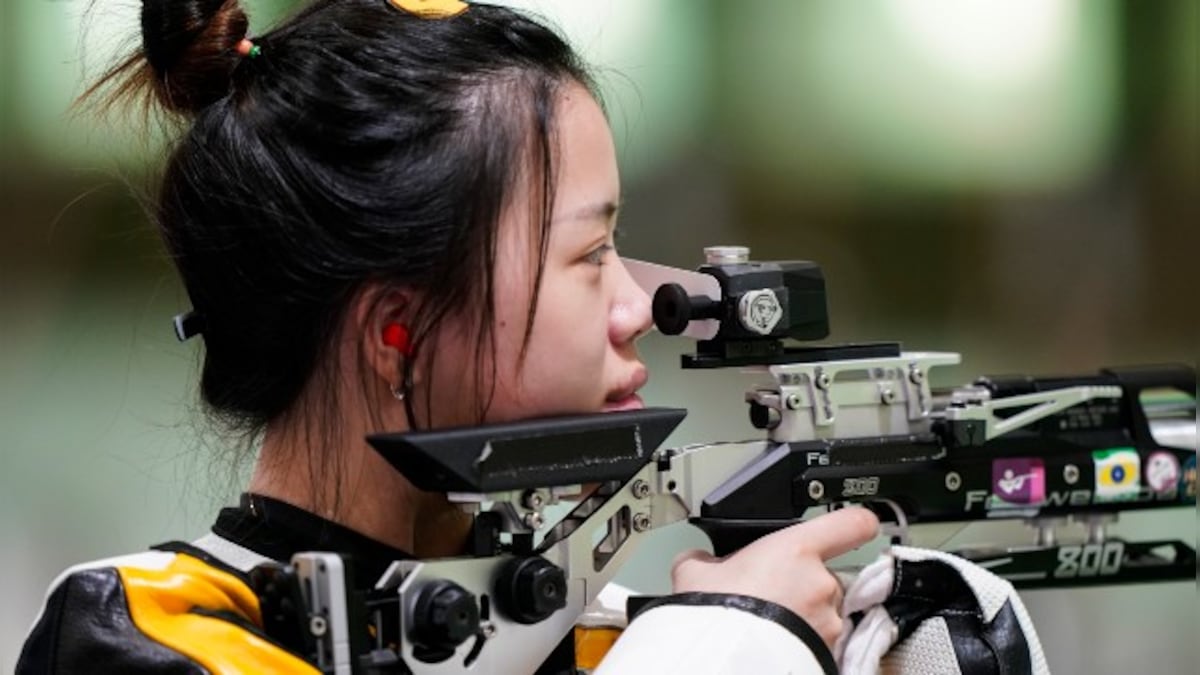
[249,418,471,558]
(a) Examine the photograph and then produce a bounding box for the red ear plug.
[382,323,414,356]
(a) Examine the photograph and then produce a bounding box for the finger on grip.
[775,507,880,561]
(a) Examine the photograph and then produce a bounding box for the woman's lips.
[602,393,645,412]
[603,366,648,412]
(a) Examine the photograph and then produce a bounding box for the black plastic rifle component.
[409,580,480,663]
[248,562,319,660]
[648,257,852,368]
[494,557,569,624]
[367,408,686,492]
[695,259,830,341]
[651,282,720,336]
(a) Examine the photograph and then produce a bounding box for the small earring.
[391,384,406,402]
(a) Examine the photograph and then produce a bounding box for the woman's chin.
[601,393,644,412]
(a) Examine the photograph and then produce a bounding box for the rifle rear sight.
[651,246,898,368]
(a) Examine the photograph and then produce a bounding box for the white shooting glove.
[834,546,1051,675]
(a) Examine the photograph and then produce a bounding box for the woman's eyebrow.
[555,199,620,224]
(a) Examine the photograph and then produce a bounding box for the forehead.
[552,83,618,215]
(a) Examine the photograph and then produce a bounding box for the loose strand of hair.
[514,74,561,369]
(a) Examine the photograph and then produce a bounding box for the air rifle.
[253,246,1196,674]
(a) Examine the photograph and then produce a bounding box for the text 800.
[1053,542,1124,579]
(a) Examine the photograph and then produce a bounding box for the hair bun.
[140,0,249,115]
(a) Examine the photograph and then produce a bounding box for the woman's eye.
[583,243,615,265]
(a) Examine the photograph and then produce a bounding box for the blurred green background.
[1,0,1195,671]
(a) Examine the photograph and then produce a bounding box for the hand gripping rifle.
[251,246,1196,674]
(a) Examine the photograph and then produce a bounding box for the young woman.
[17,1,878,672]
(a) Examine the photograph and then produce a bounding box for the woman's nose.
[610,257,653,344]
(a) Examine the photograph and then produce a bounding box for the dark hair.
[88,0,596,449]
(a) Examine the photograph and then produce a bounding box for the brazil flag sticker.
[1093,447,1141,502]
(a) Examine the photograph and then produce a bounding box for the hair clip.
[235,38,262,59]
[388,0,468,19]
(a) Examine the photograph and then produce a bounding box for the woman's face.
[425,82,651,425]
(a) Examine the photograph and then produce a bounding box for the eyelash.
[584,243,615,266]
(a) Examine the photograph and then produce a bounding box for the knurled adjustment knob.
[410,580,479,662]
[495,557,568,624]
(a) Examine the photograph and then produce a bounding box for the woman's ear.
[355,285,418,389]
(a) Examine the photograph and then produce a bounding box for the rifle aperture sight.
[652,247,868,368]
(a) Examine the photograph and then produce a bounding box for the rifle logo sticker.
[1093,447,1141,502]
[1144,452,1181,495]
[990,458,1045,507]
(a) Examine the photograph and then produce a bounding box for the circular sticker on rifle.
[1144,452,1180,494]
